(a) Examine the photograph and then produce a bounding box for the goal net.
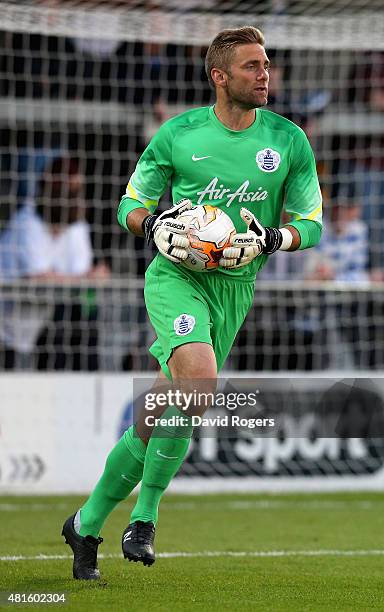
[1,0,384,372]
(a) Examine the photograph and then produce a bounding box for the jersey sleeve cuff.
[117,195,147,230]
[285,219,322,250]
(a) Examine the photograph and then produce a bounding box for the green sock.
[78,426,146,537]
[130,407,193,525]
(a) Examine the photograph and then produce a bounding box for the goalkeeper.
[62,25,322,578]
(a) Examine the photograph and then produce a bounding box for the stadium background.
[1,0,384,496]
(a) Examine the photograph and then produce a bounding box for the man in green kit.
[62,26,322,579]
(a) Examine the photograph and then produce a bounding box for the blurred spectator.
[335,52,384,275]
[0,23,166,106]
[346,51,384,111]
[267,51,331,138]
[142,43,212,143]
[305,200,369,282]
[237,199,369,372]
[0,156,109,370]
[258,249,307,282]
[357,144,384,278]
[305,199,371,368]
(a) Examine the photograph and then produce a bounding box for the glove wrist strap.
[142,215,157,244]
[263,227,283,254]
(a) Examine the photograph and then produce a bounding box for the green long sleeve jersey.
[118,105,322,280]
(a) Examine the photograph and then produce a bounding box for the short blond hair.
[205,26,265,88]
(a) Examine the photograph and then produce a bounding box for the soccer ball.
[178,205,236,272]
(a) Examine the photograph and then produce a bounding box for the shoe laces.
[80,536,103,566]
[85,535,103,548]
[132,522,154,545]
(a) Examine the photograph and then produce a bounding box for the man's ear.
[211,68,227,88]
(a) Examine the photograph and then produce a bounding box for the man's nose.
[256,68,269,81]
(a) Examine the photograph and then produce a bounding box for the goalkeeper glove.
[142,198,193,263]
[219,207,283,269]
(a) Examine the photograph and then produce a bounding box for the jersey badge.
[174,314,196,336]
[256,148,281,172]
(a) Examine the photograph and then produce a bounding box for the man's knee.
[169,342,217,380]
[168,343,217,417]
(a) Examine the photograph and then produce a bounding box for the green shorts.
[144,255,255,379]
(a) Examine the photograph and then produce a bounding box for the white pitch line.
[0,500,383,513]
[167,500,382,511]
[1,550,384,562]
[0,503,72,512]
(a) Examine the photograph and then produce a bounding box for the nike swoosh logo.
[192,154,211,161]
[156,450,178,459]
[121,474,131,481]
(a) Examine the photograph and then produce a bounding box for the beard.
[226,81,268,110]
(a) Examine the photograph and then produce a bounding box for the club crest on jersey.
[256,148,281,172]
[174,314,195,336]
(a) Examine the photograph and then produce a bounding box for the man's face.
[224,43,270,109]
[44,171,83,201]
[42,171,84,225]
[67,172,84,200]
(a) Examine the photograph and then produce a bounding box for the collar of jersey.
[209,105,261,137]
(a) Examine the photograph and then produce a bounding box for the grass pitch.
[1,492,384,611]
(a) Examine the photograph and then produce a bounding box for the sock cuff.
[123,426,147,462]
